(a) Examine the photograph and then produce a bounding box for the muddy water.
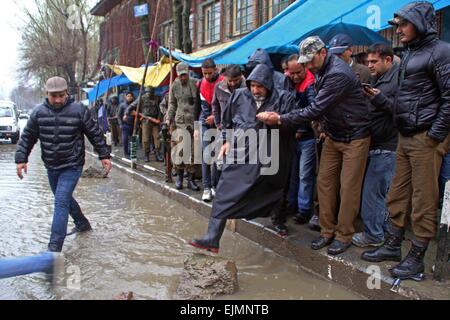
[0,143,361,300]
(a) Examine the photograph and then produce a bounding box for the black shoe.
[361,227,403,262]
[144,152,150,162]
[272,223,288,237]
[189,218,227,254]
[308,214,321,232]
[311,236,333,250]
[293,212,311,225]
[327,239,351,255]
[390,240,427,280]
[176,170,184,190]
[156,153,164,162]
[48,244,63,253]
[67,223,92,236]
[187,173,200,192]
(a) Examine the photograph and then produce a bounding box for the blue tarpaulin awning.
[87,74,132,103]
[161,0,450,67]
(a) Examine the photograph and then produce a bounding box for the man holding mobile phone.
[362,2,450,280]
[353,44,399,249]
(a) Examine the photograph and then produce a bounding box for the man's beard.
[252,95,266,102]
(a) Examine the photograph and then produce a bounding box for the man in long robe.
[189,64,296,253]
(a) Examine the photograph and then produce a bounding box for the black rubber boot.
[187,173,200,191]
[390,240,427,280]
[176,170,184,190]
[361,226,403,262]
[189,218,227,253]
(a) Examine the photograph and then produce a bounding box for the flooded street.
[0,142,360,300]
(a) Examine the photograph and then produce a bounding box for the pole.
[130,0,162,168]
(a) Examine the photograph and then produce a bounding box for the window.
[268,0,290,19]
[203,2,221,45]
[160,21,174,48]
[259,0,290,24]
[233,0,254,36]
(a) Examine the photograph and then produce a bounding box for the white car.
[0,103,20,144]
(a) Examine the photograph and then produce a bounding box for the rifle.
[160,123,173,183]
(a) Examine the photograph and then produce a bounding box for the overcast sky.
[0,0,35,99]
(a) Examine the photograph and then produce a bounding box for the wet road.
[0,142,361,300]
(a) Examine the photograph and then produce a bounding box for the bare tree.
[18,0,99,93]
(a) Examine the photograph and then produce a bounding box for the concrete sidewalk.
[93,145,450,300]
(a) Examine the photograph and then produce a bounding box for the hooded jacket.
[15,98,110,170]
[247,48,293,92]
[393,2,450,142]
[211,76,246,128]
[281,54,370,143]
[213,64,296,220]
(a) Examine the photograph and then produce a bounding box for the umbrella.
[295,22,389,46]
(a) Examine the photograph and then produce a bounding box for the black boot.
[176,170,184,190]
[156,151,164,162]
[361,226,403,262]
[187,173,200,191]
[390,240,427,280]
[189,218,227,253]
[145,152,150,162]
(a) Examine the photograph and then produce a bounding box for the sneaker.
[202,189,213,202]
[211,188,216,198]
[272,223,288,237]
[352,232,384,248]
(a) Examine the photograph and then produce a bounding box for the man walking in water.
[15,76,112,253]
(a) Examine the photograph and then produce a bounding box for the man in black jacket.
[15,77,112,253]
[352,43,399,248]
[258,36,371,255]
[360,2,450,280]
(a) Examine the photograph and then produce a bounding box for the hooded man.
[15,77,112,252]
[247,48,293,92]
[189,64,296,253]
[361,2,450,280]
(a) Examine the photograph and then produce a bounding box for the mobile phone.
[361,83,373,90]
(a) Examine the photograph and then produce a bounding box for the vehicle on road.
[0,101,20,144]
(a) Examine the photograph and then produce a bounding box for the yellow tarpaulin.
[188,40,237,58]
[108,57,177,87]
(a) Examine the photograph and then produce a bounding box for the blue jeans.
[439,151,450,205]
[288,138,316,216]
[201,124,218,189]
[0,253,56,279]
[360,150,397,242]
[47,166,86,252]
[121,124,133,157]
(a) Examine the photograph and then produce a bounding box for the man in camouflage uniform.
[132,88,163,162]
[166,63,200,192]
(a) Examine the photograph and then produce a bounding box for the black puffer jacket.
[393,2,450,142]
[15,98,111,170]
[281,54,370,142]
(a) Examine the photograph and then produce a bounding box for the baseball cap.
[329,34,353,55]
[45,77,68,93]
[298,36,326,64]
[176,62,189,75]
